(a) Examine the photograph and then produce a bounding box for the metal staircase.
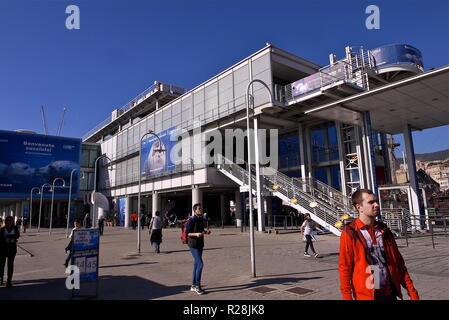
[216,155,357,236]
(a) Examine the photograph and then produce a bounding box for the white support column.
[253,116,265,232]
[298,123,307,180]
[125,195,130,228]
[235,189,242,227]
[15,202,20,221]
[335,121,347,195]
[192,185,202,215]
[355,126,366,189]
[305,126,313,180]
[361,111,378,194]
[152,191,159,217]
[403,124,423,226]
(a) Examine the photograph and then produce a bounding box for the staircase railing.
[217,155,356,235]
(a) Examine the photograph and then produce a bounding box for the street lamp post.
[38,183,52,233]
[93,155,113,228]
[245,79,273,278]
[29,187,41,232]
[49,178,66,235]
[66,168,82,238]
[138,130,165,254]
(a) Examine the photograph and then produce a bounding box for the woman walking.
[301,213,323,258]
[149,211,164,253]
[0,216,20,287]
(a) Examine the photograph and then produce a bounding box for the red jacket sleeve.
[338,230,355,300]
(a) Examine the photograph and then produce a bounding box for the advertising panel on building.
[0,130,82,199]
[140,127,177,177]
[118,197,126,226]
[370,44,424,70]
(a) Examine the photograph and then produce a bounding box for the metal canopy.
[304,65,449,134]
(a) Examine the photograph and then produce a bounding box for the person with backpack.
[149,211,164,253]
[184,203,211,295]
[0,216,20,287]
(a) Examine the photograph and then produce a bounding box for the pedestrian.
[98,216,105,235]
[339,189,420,300]
[185,203,211,295]
[16,218,22,231]
[0,216,20,287]
[301,213,324,258]
[141,214,146,230]
[22,217,28,233]
[148,211,164,253]
[64,219,82,268]
[130,212,138,230]
[83,212,92,228]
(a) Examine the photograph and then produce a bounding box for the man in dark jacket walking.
[185,203,210,295]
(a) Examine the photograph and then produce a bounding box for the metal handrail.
[217,154,350,228]
[83,83,187,141]
[284,49,372,103]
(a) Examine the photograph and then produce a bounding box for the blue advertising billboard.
[140,127,177,177]
[118,197,126,226]
[0,130,81,199]
[370,44,424,70]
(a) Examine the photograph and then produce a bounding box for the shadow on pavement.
[205,276,323,294]
[99,262,157,269]
[262,269,338,278]
[162,247,223,254]
[0,275,188,300]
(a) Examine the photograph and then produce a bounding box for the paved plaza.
[0,225,448,300]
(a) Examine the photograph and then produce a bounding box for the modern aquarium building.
[5,43,448,237]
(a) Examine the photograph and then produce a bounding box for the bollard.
[403,214,409,247]
[443,216,447,237]
[430,218,435,249]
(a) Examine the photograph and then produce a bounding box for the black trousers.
[65,250,72,267]
[0,255,15,282]
[305,235,316,254]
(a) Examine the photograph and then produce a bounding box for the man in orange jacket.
[339,189,419,300]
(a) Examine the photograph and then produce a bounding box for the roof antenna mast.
[57,107,67,136]
[40,105,49,135]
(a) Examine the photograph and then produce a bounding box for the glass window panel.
[80,171,88,190]
[233,65,249,102]
[155,112,163,133]
[314,168,328,184]
[205,82,218,118]
[172,114,182,127]
[328,126,339,161]
[81,149,89,167]
[172,102,181,115]
[193,89,205,119]
[163,106,171,120]
[89,149,98,167]
[331,166,341,191]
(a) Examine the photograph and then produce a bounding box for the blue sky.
[0,0,448,156]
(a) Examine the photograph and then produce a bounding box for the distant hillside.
[415,149,449,162]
